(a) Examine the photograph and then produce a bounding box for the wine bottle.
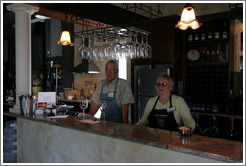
[222,21,228,39]
[229,118,238,141]
[227,90,235,114]
[206,50,210,62]
[207,26,213,39]
[236,90,243,115]
[209,116,219,138]
[214,23,220,39]
[211,50,215,62]
[194,115,202,135]
[194,29,200,41]
[200,26,206,40]
[187,28,193,41]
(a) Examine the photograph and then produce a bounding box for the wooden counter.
[3,112,243,163]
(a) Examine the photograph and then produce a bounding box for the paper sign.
[38,92,56,105]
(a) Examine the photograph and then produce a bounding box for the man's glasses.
[155,82,168,87]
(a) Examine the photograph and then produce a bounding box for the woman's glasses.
[155,82,168,87]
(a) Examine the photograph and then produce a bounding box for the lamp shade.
[58,30,74,46]
[176,4,201,30]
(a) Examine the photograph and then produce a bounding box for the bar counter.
[3,112,243,163]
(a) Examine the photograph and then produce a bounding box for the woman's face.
[156,79,170,96]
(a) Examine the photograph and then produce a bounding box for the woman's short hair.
[105,60,118,71]
[155,73,175,92]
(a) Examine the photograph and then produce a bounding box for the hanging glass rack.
[70,3,162,60]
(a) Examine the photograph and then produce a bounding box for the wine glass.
[120,36,128,59]
[102,33,111,59]
[92,33,101,60]
[126,33,135,59]
[111,35,121,60]
[145,33,152,58]
[140,32,146,58]
[134,34,141,59]
[79,33,87,59]
[85,34,93,59]
[101,100,108,123]
[80,99,88,120]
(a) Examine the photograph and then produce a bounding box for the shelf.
[191,111,243,119]
[187,38,229,45]
[186,61,229,66]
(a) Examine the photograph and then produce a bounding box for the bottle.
[211,50,215,62]
[209,116,219,138]
[194,29,200,41]
[216,50,221,62]
[222,21,228,39]
[187,29,193,41]
[5,90,9,103]
[236,90,243,115]
[194,115,202,135]
[211,103,219,113]
[207,26,213,39]
[214,23,220,39]
[229,118,238,141]
[206,50,210,62]
[205,99,211,112]
[227,90,235,114]
[200,26,206,40]
[8,90,14,103]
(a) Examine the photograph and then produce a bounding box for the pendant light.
[175,3,201,30]
[58,13,74,46]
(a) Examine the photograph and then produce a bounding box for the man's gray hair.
[105,60,118,70]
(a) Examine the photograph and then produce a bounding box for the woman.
[136,73,195,131]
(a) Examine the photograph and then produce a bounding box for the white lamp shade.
[176,5,201,30]
[58,30,74,46]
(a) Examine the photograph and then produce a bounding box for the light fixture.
[175,3,201,30]
[58,13,74,46]
[58,30,74,46]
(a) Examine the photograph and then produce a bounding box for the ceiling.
[3,2,243,39]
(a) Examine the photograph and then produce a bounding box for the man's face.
[105,63,118,84]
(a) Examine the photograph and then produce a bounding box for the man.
[88,60,134,124]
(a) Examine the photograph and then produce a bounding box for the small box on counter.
[35,109,44,114]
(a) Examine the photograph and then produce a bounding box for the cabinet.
[131,15,185,89]
[184,17,233,115]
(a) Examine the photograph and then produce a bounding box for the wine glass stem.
[83,108,85,119]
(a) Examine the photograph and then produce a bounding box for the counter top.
[4,112,243,163]
[59,99,91,103]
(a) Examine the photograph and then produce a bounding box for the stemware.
[80,98,88,120]
[92,33,101,60]
[101,100,108,123]
[126,33,135,59]
[97,33,106,60]
[120,36,128,59]
[79,34,87,59]
[102,33,111,59]
[134,34,141,59]
[140,33,146,58]
[108,34,121,60]
[86,34,94,59]
[145,33,152,58]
